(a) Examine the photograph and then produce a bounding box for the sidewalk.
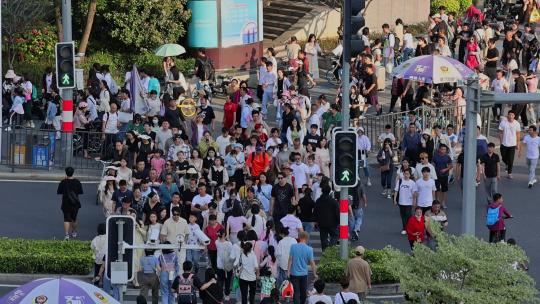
[0,165,101,181]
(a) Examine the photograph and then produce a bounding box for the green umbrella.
[154,43,186,57]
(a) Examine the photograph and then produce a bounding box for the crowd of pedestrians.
[47,1,540,303]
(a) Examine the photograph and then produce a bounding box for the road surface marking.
[0,179,98,184]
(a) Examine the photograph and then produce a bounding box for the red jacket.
[406,216,425,242]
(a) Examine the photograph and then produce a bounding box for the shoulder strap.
[339,292,346,304]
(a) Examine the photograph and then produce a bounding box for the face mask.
[153,119,158,124]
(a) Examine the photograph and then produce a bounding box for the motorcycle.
[211,75,233,97]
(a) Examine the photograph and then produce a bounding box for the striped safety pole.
[339,198,349,243]
[62,99,74,133]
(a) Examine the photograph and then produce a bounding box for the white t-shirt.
[523,135,540,159]
[280,214,303,239]
[216,135,231,156]
[192,194,213,208]
[394,179,417,206]
[103,112,119,134]
[290,162,309,188]
[403,33,414,49]
[237,252,258,281]
[276,236,297,270]
[415,178,436,207]
[334,292,360,304]
[309,294,332,304]
[499,119,521,147]
[491,78,509,93]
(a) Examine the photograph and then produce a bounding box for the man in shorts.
[57,167,84,240]
[432,145,453,209]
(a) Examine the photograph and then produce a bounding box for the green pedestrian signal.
[61,74,71,85]
[332,130,358,187]
[55,42,75,89]
[340,169,353,182]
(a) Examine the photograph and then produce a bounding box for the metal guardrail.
[1,126,106,172]
[357,104,490,151]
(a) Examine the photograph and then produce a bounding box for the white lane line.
[0,179,99,184]
[0,284,19,287]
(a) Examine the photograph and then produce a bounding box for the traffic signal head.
[55,42,75,89]
[351,0,366,57]
[332,130,358,187]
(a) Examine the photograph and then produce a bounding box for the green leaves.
[101,0,191,51]
[317,246,398,284]
[0,238,93,275]
[385,231,539,303]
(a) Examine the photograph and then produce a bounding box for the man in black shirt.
[303,124,322,147]
[479,142,500,203]
[281,103,295,139]
[485,38,499,81]
[57,167,84,240]
[362,64,380,115]
[455,23,471,63]
[511,69,528,126]
[271,172,295,224]
[502,31,518,66]
[313,184,340,251]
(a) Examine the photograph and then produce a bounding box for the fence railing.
[1,126,106,172]
[357,104,492,151]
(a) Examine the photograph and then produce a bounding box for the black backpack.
[198,58,215,81]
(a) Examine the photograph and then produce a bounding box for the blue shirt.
[159,183,179,205]
[140,255,159,273]
[432,153,452,177]
[289,243,313,276]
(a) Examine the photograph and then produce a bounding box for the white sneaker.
[64,234,70,241]
[366,179,372,187]
[401,230,407,235]
[533,179,538,185]
[30,121,35,128]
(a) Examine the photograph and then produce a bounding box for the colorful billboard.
[220,0,262,47]
[187,0,219,48]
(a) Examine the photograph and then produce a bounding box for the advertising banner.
[221,0,261,47]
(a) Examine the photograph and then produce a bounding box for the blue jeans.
[277,267,288,291]
[349,207,364,234]
[186,249,201,273]
[262,91,273,117]
[302,222,313,234]
[160,271,177,304]
[403,48,414,62]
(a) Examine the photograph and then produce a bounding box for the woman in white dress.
[304,34,322,79]
[315,137,331,177]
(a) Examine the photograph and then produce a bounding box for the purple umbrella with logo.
[392,55,476,84]
[1,278,120,304]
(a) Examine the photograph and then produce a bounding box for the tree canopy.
[385,226,538,303]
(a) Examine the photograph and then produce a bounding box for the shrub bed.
[317,246,398,284]
[0,238,93,275]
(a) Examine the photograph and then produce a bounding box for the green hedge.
[0,239,93,275]
[317,246,398,284]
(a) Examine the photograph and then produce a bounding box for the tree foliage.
[102,0,191,51]
[1,0,53,68]
[385,225,538,304]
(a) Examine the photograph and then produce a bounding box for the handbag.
[232,275,240,291]
[380,163,390,172]
[118,111,133,123]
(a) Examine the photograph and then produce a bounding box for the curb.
[0,170,100,182]
[323,282,401,297]
[0,273,92,285]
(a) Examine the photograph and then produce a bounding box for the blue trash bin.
[32,145,49,168]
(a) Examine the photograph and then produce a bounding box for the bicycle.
[325,55,341,86]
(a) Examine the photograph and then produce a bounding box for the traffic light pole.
[116,220,125,304]
[339,0,352,260]
[61,0,73,166]
[462,79,479,236]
